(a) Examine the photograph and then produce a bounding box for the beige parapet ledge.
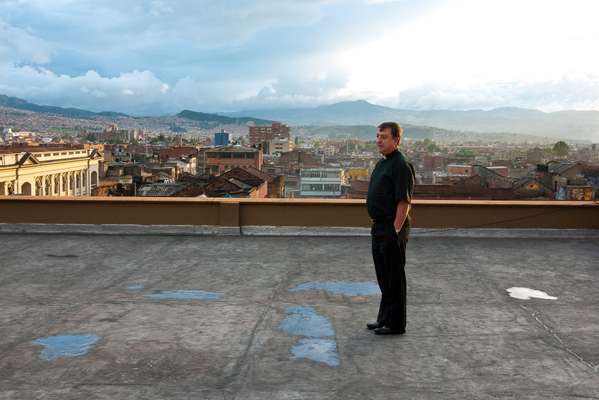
[0,196,597,230]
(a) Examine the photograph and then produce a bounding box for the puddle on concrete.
[290,338,339,367]
[126,284,145,291]
[279,306,335,338]
[289,281,380,296]
[507,287,558,300]
[32,335,99,361]
[279,306,340,367]
[144,290,223,301]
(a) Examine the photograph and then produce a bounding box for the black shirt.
[367,149,415,234]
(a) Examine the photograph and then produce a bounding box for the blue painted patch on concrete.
[289,281,380,296]
[126,284,144,291]
[279,306,335,338]
[144,290,223,301]
[32,335,99,361]
[291,338,339,367]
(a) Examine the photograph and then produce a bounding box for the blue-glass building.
[214,130,230,146]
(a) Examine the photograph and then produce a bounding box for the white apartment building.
[299,168,345,197]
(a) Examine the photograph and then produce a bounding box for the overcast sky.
[1,0,599,115]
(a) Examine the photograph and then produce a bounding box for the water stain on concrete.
[144,290,223,301]
[507,287,558,300]
[32,334,99,361]
[279,306,340,367]
[290,338,339,367]
[289,281,380,296]
[126,284,145,291]
[279,306,335,338]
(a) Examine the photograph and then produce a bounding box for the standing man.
[366,122,415,335]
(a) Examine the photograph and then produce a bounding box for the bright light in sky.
[340,0,599,110]
[0,0,599,113]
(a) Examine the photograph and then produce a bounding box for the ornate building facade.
[0,146,102,196]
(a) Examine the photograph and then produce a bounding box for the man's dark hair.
[377,122,403,139]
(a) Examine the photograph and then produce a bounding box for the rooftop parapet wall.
[0,197,598,229]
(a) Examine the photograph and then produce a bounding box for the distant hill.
[2,93,596,142]
[0,94,129,119]
[293,124,439,139]
[0,94,274,127]
[292,124,559,144]
[224,100,599,141]
[176,109,274,126]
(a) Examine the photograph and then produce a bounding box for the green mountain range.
[0,94,129,118]
[224,100,599,141]
[176,110,273,126]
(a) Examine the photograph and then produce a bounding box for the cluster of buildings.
[405,143,599,200]
[90,124,144,143]
[1,121,598,201]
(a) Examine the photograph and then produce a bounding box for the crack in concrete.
[520,304,598,373]
[224,262,301,400]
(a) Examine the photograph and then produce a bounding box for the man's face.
[376,128,399,156]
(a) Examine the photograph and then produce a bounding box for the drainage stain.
[279,306,334,338]
[144,290,223,301]
[507,287,558,300]
[126,284,145,291]
[32,335,99,361]
[289,281,380,296]
[290,338,339,367]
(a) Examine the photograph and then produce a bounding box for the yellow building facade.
[345,167,369,181]
[0,147,103,196]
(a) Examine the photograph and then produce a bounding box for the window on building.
[302,184,323,191]
[303,170,320,178]
[323,184,340,192]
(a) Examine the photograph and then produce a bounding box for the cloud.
[0,20,53,64]
[0,64,171,114]
[1,0,599,114]
[390,76,599,111]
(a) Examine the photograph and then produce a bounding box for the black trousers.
[371,223,407,331]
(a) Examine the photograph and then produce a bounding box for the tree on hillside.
[149,134,167,145]
[552,141,569,157]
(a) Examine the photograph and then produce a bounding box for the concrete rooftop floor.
[0,232,598,399]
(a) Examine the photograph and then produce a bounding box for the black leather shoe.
[374,326,405,335]
[366,321,383,330]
